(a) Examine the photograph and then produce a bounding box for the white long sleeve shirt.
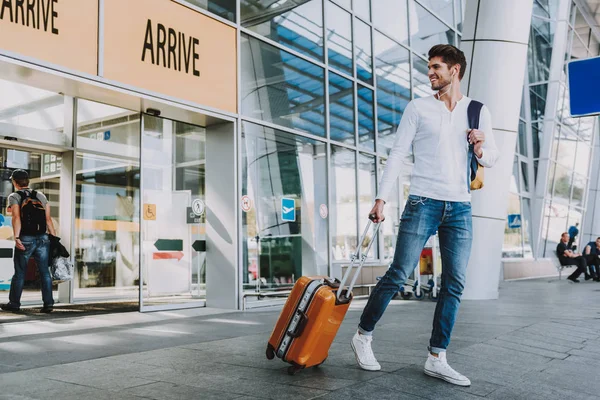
[376,95,499,203]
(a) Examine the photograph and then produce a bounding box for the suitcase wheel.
[266,346,275,360]
[287,366,301,376]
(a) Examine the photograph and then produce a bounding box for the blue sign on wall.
[507,214,522,229]
[281,197,296,222]
[568,56,600,117]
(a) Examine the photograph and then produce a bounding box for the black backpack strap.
[30,190,39,201]
[16,190,28,204]
[467,100,484,184]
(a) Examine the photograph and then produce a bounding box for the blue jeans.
[359,195,473,353]
[8,234,54,308]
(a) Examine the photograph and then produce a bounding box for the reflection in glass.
[0,79,69,146]
[327,2,353,76]
[522,198,533,258]
[358,153,376,259]
[571,174,586,206]
[528,16,555,82]
[529,84,548,121]
[553,164,572,202]
[242,122,328,292]
[532,122,542,158]
[240,0,324,62]
[416,0,454,27]
[555,130,576,170]
[578,117,595,143]
[546,161,556,196]
[413,56,435,99]
[185,0,235,21]
[329,72,355,144]
[372,0,409,44]
[241,34,325,137]
[532,0,559,19]
[331,145,357,261]
[409,2,455,57]
[511,159,520,193]
[503,192,522,258]
[544,200,568,257]
[518,119,528,157]
[521,161,529,192]
[574,141,591,177]
[355,18,373,84]
[374,32,411,154]
[355,0,370,21]
[357,85,375,151]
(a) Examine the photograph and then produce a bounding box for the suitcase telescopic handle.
[336,219,382,301]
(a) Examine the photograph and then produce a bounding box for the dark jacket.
[49,235,70,261]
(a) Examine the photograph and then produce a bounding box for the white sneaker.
[424,352,471,386]
[351,331,381,371]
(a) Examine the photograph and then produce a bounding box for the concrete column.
[460,0,533,299]
[205,122,238,309]
[582,124,600,244]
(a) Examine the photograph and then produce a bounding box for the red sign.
[153,252,184,261]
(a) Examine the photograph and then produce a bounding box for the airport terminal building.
[0,0,598,311]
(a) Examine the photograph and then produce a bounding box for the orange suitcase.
[266,221,381,375]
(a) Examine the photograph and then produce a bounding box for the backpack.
[467,100,484,191]
[17,190,47,235]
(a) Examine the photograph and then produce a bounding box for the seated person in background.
[556,232,589,283]
[583,237,600,282]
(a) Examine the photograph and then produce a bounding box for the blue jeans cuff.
[358,325,373,336]
[428,346,446,354]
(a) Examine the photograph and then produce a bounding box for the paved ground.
[1,277,600,399]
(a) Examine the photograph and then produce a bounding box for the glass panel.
[240,0,324,62]
[532,121,542,158]
[532,0,559,19]
[74,153,140,301]
[355,0,371,21]
[374,32,411,154]
[574,141,591,176]
[357,85,375,151]
[522,198,533,258]
[556,130,576,170]
[413,55,435,99]
[545,201,568,257]
[567,207,583,249]
[241,34,326,137]
[140,116,206,306]
[372,0,409,44]
[503,192,523,258]
[518,119,528,157]
[528,16,555,82]
[511,159,520,193]
[331,145,357,261]
[416,0,454,27]
[546,160,556,196]
[529,83,547,121]
[0,148,60,303]
[571,173,586,206]
[0,79,69,147]
[534,160,539,184]
[327,2,353,76]
[409,1,455,57]
[358,153,376,259]
[571,34,588,61]
[333,0,351,9]
[553,164,572,202]
[355,18,373,84]
[457,0,466,32]
[521,161,530,192]
[77,100,141,158]
[379,158,399,260]
[578,116,595,143]
[184,0,235,21]
[551,125,560,160]
[329,72,355,145]
[241,122,328,292]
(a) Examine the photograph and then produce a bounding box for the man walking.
[350,45,499,386]
[1,169,56,313]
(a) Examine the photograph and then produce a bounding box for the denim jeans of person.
[8,234,53,307]
[358,195,473,354]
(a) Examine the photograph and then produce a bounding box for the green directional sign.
[154,239,183,251]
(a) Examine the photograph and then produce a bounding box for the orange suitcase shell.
[266,221,381,375]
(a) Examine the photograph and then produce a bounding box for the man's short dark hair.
[13,178,29,187]
[428,44,467,80]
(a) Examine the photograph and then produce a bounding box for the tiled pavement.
[1,277,600,399]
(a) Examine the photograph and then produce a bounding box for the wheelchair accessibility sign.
[281,197,296,222]
[507,214,522,229]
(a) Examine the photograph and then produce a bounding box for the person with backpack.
[351,45,499,386]
[1,169,56,313]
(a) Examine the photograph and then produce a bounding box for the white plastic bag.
[51,256,74,281]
